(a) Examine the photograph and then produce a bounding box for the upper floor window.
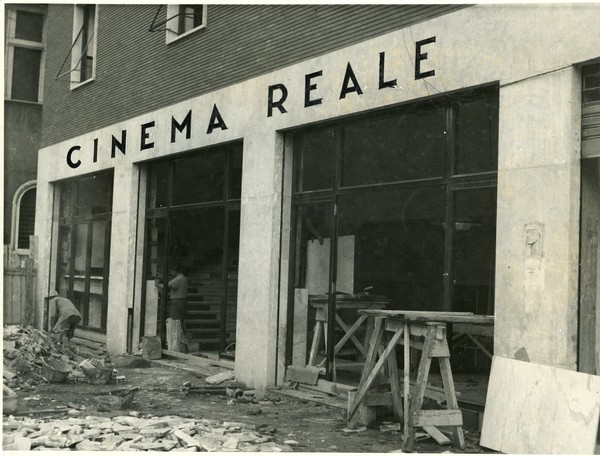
[70,4,97,88]
[4,5,46,103]
[165,5,206,43]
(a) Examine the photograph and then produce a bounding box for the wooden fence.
[3,245,36,327]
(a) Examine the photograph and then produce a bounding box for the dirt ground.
[6,358,490,453]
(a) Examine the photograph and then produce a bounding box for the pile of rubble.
[3,325,105,389]
[3,414,294,452]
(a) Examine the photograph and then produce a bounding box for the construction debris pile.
[3,325,107,390]
[3,414,294,451]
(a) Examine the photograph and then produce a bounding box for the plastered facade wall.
[35,5,600,387]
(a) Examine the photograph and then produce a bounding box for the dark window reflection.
[337,187,446,310]
[455,98,499,174]
[298,129,335,192]
[452,188,497,314]
[172,152,224,205]
[342,107,446,186]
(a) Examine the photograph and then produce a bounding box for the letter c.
[67,145,81,169]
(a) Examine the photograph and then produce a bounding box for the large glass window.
[142,143,242,357]
[4,5,46,103]
[56,171,113,332]
[288,86,498,380]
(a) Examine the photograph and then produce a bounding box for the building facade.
[35,4,600,388]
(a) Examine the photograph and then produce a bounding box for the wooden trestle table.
[347,309,494,451]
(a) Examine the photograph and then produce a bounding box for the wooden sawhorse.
[348,311,477,451]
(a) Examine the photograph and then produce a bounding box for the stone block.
[205,370,235,385]
[76,439,102,451]
[140,337,163,360]
[110,354,151,368]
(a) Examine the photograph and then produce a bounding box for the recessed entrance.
[140,143,242,359]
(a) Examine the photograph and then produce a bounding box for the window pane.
[11,47,41,102]
[452,188,497,315]
[76,173,112,216]
[178,5,203,34]
[172,152,225,205]
[74,224,88,275]
[342,107,446,186]
[147,161,169,209]
[337,186,446,310]
[298,128,335,192]
[17,188,36,249]
[59,182,73,219]
[229,147,243,200]
[455,98,499,174]
[15,11,44,42]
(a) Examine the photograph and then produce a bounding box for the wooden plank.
[413,410,463,427]
[403,322,410,442]
[386,334,403,418]
[452,322,494,338]
[308,321,323,366]
[333,313,367,356]
[285,365,320,385]
[402,326,435,452]
[359,309,493,325]
[481,357,600,454]
[275,386,346,409]
[162,349,234,369]
[439,356,465,448]
[423,426,451,445]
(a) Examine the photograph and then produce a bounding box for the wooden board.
[480,356,600,454]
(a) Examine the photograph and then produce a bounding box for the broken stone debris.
[2,414,295,451]
[204,370,235,385]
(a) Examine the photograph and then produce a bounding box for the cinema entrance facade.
[35,6,600,388]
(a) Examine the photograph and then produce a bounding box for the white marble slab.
[480,356,600,454]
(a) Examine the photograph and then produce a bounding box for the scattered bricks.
[85,415,112,423]
[3,421,22,431]
[112,369,119,379]
[196,435,222,452]
[205,370,235,385]
[67,417,86,425]
[255,435,275,443]
[240,444,260,452]
[99,434,124,451]
[4,436,32,450]
[174,429,199,448]
[79,428,102,440]
[157,439,177,451]
[284,439,300,446]
[45,435,68,448]
[67,409,82,416]
[210,427,226,436]
[76,439,102,451]
[258,442,285,452]
[131,435,143,444]
[112,422,134,433]
[4,434,16,445]
[119,433,140,441]
[223,421,248,430]
[115,375,127,384]
[67,425,83,436]
[129,410,140,417]
[140,427,171,439]
[130,441,166,451]
[223,436,240,449]
[115,440,133,451]
[97,421,115,430]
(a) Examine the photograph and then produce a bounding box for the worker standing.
[47,290,82,344]
[155,265,188,352]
